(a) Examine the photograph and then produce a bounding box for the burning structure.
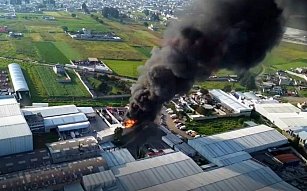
[127,0,285,124]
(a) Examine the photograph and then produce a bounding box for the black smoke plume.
[128,0,284,122]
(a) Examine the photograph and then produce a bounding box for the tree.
[150,13,160,21]
[71,13,77,18]
[223,84,232,92]
[143,22,149,27]
[114,127,123,143]
[61,26,68,32]
[82,2,90,14]
[102,7,120,19]
[239,71,257,90]
[143,9,150,16]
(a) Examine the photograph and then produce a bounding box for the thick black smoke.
[128,0,284,122]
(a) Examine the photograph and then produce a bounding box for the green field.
[35,42,69,63]
[34,65,90,97]
[0,11,160,63]
[197,81,245,91]
[261,42,307,73]
[187,117,250,136]
[104,60,145,78]
[133,46,153,58]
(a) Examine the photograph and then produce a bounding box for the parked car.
[170,114,177,119]
[179,125,187,130]
[173,119,180,123]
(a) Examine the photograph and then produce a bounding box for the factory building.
[22,105,91,133]
[46,136,99,163]
[209,89,252,116]
[8,63,31,106]
[0,96,32,156]
[141,159,298,191]
[78,151,298,191]
[255,103,305,131]
[188,125,288,167]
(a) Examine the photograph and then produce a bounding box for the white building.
[210,89,252,115]
[0,96,32,156]
[188,125,288,167]
[255,103,303,131]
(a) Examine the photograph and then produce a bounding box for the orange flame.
[124,119,137,128]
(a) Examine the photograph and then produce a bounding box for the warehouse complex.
[0,96,32,156]
[74,151,298,191]
[188,125,288,167]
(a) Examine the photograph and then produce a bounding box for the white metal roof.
[210,89,252,113]
[0,103,22,117]
[255,103,305,130]
[8,63,29,92]
[77,107,95,114]
[109,152,203,191]
[188,125,287,166]
[22,105,79,117]
[44,113,88,127]
[0,96,17,106]
[255,103,300,115]
[140,160,299,191]
[58,121,90,132]
[0,102,32,140]
[100,149,135,168]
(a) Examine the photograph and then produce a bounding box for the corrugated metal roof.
[8,63,29,92]
[58,121,90,132]
[0,96,17,106]
[140,160,299,191]
[82,170,116,189]
[213,151,252,167]
[260,103,300,113]
[110,152,203,191]
[210,89,252,113]
[77,107,95,114]
[44,113,88,127]
[101,149,135,168]
[0,102,32,140]
[0,123,32,140]
[188,125,287,166]
[22,105,79,117]
[64,183,84,191]
[0,103,22,117]
[162,133,183,146]
[174,143,197,157]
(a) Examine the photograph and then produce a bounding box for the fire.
[124,119,137,128]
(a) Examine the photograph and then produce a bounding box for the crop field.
[53,42,82,60]
[34,65,90,97]
[104,60,145,78]
[262,42,307,73]
[133,46,153,58]
[35,42,69,64]
[187,117,250,136]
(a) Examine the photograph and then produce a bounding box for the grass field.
[187,117,249,135]
[197,81,245,91]
[53,41,82,60]
[262,42,307,73]
[133,46,153,58]
[104,60,145,78]
[34,65,90,97]
[35,42,69,63]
